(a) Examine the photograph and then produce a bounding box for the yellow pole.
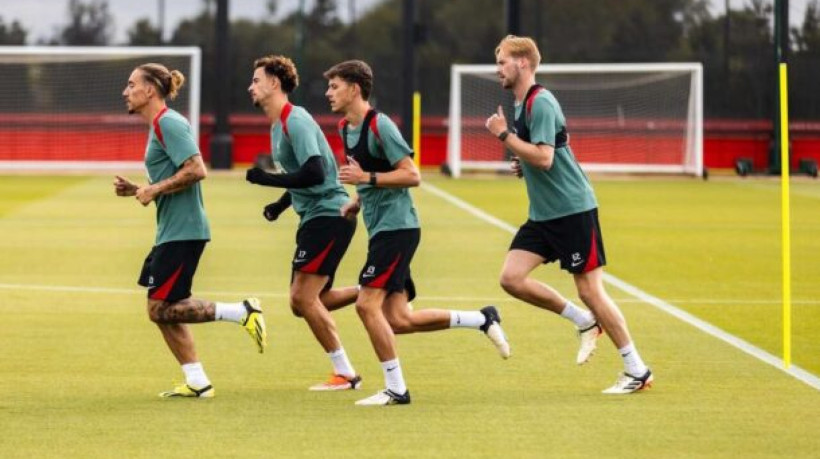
[779,63,791,368]
[413,91,421,168]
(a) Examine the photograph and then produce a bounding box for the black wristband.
[369,171,377,186]
[498,130,510,142]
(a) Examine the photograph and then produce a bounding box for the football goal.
[447,63,703,177]
[0,46,201,171]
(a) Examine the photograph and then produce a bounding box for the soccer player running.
[115,63,266,399]
[485,36,653,394]
[324,60,510,406]
[245,55,362,391]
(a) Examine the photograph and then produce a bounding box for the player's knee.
[499,272,523,295]
[385,313,413,334]
[355,301,378,321]
[289,300,308,317]
[289,291,311,312]
[577,284,601,306]
[354,301,368,318]
[146,300,166,323]
[389,321,413,334]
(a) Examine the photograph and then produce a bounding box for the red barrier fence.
[2,113,819,170]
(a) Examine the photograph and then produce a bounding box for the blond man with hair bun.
[115,63,267,399]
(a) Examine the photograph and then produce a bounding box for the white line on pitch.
[2,283,820,307]
[0,283,289,299]
[420,181,820,392]
[0,282,514,303]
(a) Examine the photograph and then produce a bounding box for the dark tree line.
[0,16,27,44]
[3,0,820,119]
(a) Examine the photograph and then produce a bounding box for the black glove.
[511,157,524,178]
[262,191,292,222]
[263,201,286,221]
[246,167,269,185]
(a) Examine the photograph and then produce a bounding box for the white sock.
[560,301,595,328]
[329,348,356,378]
[181,362,211,388]
[215,302,246,323]
[618,343,648,376]
[381,358,407,395]
[449,310,486,329]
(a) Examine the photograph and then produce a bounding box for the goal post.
[0,46,201,171]
[447,63,703,177]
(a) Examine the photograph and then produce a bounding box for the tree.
[680,8,728,115]
[57,0,113,45]
[171,9,215,111]
[793,0,820,54]
[791,0,820,118]
[309,0,340,28]
[605,0,688,62]
[230,18,297,112]
[725,0,774,118]
[158,0,818,120]
[0,16,27,45]
[266,0,279,18]
[127,18,162,46]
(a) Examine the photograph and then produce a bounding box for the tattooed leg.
[148,297,216,324]
[146,298,215,365]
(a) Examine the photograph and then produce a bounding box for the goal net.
[447,63,703,177]
[0,46,201,171]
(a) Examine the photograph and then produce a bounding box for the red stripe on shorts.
[150,263,184,300]
[582,227,599,273]
[367,254,401,289]
[301,239,335,273]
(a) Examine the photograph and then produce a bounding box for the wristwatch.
[498,130,510,142]
[369,171,377,186]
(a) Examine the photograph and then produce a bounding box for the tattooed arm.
[136,155,207,206]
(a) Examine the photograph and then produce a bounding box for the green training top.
[271,104,349,225]
[340,113,420,238]
[144,107,210,245]
[517,89,598,221]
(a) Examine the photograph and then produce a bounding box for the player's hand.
[339,156,365,185]
[245,167,269,185]
[263,201,286,221]
[511,156,523,178]
[485,105,508,137]
[113,175,139,197]
[340,199,361,220]
[135,184,157,206]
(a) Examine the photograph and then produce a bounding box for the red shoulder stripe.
[152,106,169,148]
[526,88,542,118]
[337,117,347,131]
[369,114,381,143]
[280,103,293,138]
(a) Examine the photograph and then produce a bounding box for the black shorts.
[138,240,207,302]
[359,228,419,301]
[292,216,356,289]
[509,208,606,274]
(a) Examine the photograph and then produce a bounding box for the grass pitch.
[0,173,818,458]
